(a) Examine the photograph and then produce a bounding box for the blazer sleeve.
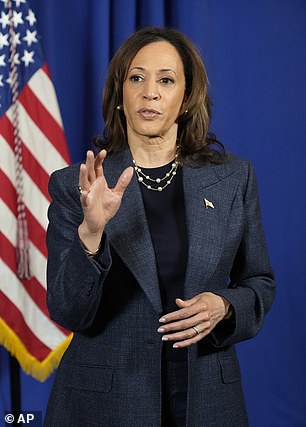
[46,166,112,332]
[210,160,275,347]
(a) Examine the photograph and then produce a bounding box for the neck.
[128,131,177,168]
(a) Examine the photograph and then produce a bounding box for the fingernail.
[162,336,168,341]
[159,317,166,323]
[173,344,179,348]
[157,327,164,333]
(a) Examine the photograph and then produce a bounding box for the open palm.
[78,150,133,251]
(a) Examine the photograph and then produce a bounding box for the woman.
[44,27,275,426]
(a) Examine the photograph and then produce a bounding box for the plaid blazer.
[44,147,275,427]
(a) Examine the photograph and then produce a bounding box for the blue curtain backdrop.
[1,0,306,425]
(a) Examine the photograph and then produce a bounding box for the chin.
[138,128,162,138]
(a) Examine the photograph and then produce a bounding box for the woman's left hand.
[157,292,231,348]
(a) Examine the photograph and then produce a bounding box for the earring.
[116,105,121,110]
[184,109,188,113]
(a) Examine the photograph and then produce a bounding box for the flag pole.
[9,354,21,425]
[7,0,26,420]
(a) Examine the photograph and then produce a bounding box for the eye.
[159,77,174,85]
[129,74,144,82]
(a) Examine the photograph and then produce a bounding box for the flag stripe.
[6,103,68,176]
[19,82,70,165]
[1,198,46,286]
[28,65,64,129]
[2,232,50,317]
[0,171,48,258]
[42,63,51,79]
[0,170,17,217]
[0,115,51,201]
[0,138,50,230]
[0,291,52,361]
[0,258,68,349]
[0,232,69,336]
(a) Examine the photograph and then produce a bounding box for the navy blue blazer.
[44,148,275,427]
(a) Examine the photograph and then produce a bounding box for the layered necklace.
[133,155,179,192]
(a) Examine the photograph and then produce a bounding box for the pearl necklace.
[133,157,178,192]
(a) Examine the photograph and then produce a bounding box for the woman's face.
[123,41,186,142]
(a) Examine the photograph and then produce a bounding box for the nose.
[144,93,160,100]
[143,80,160,101]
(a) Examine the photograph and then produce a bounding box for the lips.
[138,108,161,119]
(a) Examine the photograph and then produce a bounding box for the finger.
[163,327,198,342]
[79,151,104,195]
[175,298,194,308]
[175,297,208,317]
[79,163,91,193]
[162,325,210,347]
[176,296,208,309]
[94,150,107,178]
[157,312,209,334]
[172,334,205,348]
[85,150,96,183]
[100,149,107,162]
[113,167,134,196]
[159,301,204,324]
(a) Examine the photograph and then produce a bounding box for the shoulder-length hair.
[97,27,227,165]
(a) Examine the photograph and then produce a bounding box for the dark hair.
[96,26,227,165]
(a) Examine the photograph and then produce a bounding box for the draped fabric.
[1,1,305,426]
[0,0,72,382]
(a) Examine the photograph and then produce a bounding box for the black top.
[139,161,188,360]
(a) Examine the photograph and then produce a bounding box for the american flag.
[0,0,72,381]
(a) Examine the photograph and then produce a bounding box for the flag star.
[25,9,36,26]
[0,54,5,66]
[13,0,26,7]
[0,75,4,87]
[14,52,20,65]
[13,31,21,45]
[13,11,24,28]
[21,49,34,67]
[23,29,37,47]
[0,11,10,29]
[0,0,9,8]
[0,32,9,49]
[5,71,18,87]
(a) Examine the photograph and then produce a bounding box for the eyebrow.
[129,66,177,75]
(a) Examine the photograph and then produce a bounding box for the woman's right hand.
[78,150,133,252]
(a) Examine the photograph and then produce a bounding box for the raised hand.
[78,150,133,252]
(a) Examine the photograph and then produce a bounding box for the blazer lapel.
[183,162,240,298]
[103,149,240,311]
[103,148,162,314]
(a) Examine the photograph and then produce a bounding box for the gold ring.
[192,326,200,335]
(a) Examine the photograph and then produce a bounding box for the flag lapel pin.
[204,198,215,209]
